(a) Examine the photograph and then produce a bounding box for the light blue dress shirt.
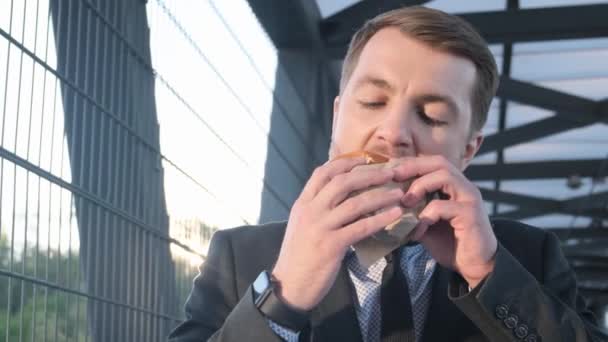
[269,244,437,342]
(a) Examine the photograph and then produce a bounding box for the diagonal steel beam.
[501,207,606,221]
[478,97,607,155]
[478,116,588,155]
[562,191,608,213]
[497,77,602,123]
[497,191,608,220]
[462,4,608,44]
[323,4,608,58]
[480,188,561,210]
[479,188,605,220]
[466,159,606,181]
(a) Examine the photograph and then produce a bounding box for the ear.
[328,96,342,160]
[460,130,483,172]
[332,96,340,134]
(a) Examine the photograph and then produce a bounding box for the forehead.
[348,28,477,112]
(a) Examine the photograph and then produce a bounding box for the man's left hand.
[393,155,497,289]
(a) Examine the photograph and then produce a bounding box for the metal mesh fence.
[0,0,281,340]
[1,0,182,340]
[0,0,323,338]
[1,0,331,339]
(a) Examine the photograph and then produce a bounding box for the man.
[168,6,607,342]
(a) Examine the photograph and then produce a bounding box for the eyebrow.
[353,76,395,92]
[412,93,460,117]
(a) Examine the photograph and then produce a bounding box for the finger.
[392,155,456,182]
[317,166,395,209]
[401,169,476,207]
[419,199,462,222]
[299,156,368,202]
[335,205,404,247]
[325,186,404,230]
[409,216,438,242]
[411,200,463,239]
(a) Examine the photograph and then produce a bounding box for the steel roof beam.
[478,102,607,155]
[497,77,600,122]
[495,191,608,220]
[323,4,608,59]
[466,159,606,181]
[481,187,562,210]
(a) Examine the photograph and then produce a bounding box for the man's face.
[330,28,483,171]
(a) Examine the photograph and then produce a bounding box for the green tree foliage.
[0,217,216,340]
[0,234,87,341]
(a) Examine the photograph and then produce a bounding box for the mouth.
[333,150,390,164]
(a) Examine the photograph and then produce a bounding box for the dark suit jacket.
[168,219,607,341]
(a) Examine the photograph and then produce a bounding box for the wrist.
[465,237,498,288]
[271,271,312,312]
[270,272,309,312]
[253,270,310,331]
[464,258,495,288]
[463,262,494,290]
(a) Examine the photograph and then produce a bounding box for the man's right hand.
[271,156,405,312]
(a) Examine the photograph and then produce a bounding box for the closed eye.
[417,108,447,127]
[358,100,385,109]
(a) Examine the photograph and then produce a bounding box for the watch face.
[253,271,270,295]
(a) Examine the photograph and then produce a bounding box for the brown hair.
[340,6,499,132]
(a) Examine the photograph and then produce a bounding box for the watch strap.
[252,273,309,331]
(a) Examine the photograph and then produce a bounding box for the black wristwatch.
[252,270,309,331]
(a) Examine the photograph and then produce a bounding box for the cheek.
[412,129,464,162]
[331,107,376,152]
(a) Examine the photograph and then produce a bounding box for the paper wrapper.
[349,160,429,268]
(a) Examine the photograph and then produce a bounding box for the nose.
[374,103,413,155]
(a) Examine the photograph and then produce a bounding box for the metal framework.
[322,3,608,57]
[0,0,206,340]
[316,2,608,225]
[247,0,608,315]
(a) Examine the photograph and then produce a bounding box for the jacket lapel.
[308,260,363,342]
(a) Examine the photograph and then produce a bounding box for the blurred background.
[0,0,606,340]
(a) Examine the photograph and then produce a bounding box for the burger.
[333,151,429,267]
[335,150,390,165]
